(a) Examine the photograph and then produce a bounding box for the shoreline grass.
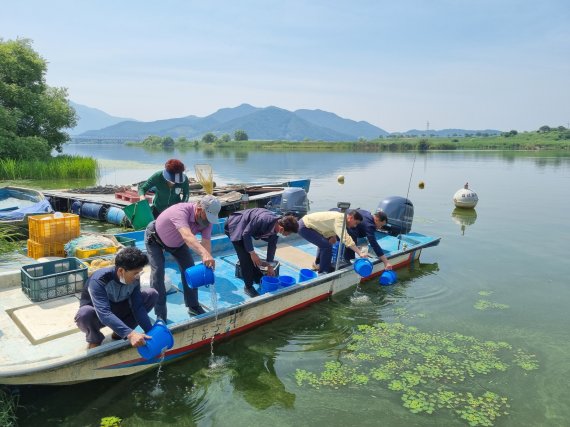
[108,129,570,152]
[0,155,98,180]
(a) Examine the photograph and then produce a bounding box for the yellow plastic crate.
[28,213,80,244]
[27,239,66,259]
[75,245,118,259]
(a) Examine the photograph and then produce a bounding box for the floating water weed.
[478,291,493,296]
[100,416,122,427]
[295,322,538,426]
[474,300,510,311]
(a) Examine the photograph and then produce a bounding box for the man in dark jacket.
[225,208,299,297]
[343,209,393,270]
[74,247,158,349]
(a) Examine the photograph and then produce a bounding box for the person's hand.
[250,252,262,267]
[202,253,215,270]
[384,262,393,270]
[266,265,275,276]
[358,252,370,259]
[328,237,337,245]
[128,331,151,348]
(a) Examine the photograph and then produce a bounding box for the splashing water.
[150,352,166,396]
[209,283,219,364]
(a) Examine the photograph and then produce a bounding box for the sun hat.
[163,169,185,184]
[199,195,221,224]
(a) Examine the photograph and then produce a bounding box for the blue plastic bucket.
[260,276,280,294]
[299,268,318,282]
[278,275,296,288]
[379,270,397,286]
[137,320,174,360]
[184,264,215,288]
[81,202,106,220]
[354,258,373,277]
[106,206,126,225]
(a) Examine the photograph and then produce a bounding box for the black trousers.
[232,239,263,288]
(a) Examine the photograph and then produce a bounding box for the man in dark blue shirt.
[75,247,158,349]
[225,208,299,297]
[341,209,393,270]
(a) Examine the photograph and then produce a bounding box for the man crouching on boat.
[75,247,159,350]
[225,208,299,297]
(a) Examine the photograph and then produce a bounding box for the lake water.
[15,145,570,427]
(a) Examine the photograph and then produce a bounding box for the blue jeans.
[298,220,334,273]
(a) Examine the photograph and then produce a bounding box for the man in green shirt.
[138,159,191,218]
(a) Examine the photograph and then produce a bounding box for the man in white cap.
[144,195,221,318]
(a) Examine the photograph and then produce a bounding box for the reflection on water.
[451,207,478,235]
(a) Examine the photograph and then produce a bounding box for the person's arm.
[365,227,391,268]
[241,219,263,267]
[126,285,153,347]
[138,172,158,199]
[178,226,215,268]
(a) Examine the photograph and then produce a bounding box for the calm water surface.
[14,145,570,427]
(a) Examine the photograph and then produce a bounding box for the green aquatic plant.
[513,349,539,371]
[0,388,18,427]
[474,300,510,311]
[295,322,538,426]
[478,290,493,296]
[100,416,122,427]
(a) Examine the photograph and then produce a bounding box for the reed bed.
[0,155,98,180]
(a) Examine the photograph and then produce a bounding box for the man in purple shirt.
[225,208,299,297]
[144,195,221,319]
[75,247,158,349]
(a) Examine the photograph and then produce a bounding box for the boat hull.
[0,239,431,385]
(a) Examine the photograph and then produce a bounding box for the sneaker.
[244,286,260,297]
[87,342,100,349]
[188,305,206,316]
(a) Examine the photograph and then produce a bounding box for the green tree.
[202,132,216,143]
[220,133,231,143]
[0,38,77,158]
[538,125,551,133]
[234,129,248,141]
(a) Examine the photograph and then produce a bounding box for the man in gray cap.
[144,195,221,318]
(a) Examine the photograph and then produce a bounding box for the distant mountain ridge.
[68,101,134,135]
[70,102,499,141]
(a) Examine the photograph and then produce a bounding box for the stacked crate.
[27,213,80,259]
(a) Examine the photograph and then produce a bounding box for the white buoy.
[453,182,478,208]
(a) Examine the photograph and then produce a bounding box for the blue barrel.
[80,203,106,220]
[331,242,340,264]
[106,206,126,225]
[71,200,82,215]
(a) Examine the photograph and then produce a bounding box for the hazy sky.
[2,1,569,132]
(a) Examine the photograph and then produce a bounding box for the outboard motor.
[276,187,308,218]
[377,196,414,236]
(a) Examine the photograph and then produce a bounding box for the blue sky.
[2,0,569,132]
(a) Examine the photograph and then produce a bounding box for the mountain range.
[69,102,499,141]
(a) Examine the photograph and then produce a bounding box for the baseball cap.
[200,195,221,224]
[163,169,185,184]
